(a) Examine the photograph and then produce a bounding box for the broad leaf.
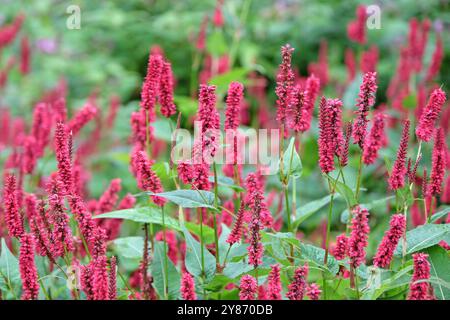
[429,207,450,223]
[294,194,341,228]
[183,228,216,281]
[208,176,244,192]
[151,241,181,300]
[95,207,180,229]
[148,190,217,209]
[279,137,303,178]
[334,180,357,208]
[0,239,20,296]
[111,237,145,259]
[395,224,450,256]
[96,207,215,243]
[299,243,339,275]
[425,245,450,300]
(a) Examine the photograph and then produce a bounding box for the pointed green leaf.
[395,224,450,256]
[148,190,217,209]
[151,241,181,300]
[183,228,216,281]
[425,245,450,300]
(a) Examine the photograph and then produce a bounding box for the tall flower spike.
[286,264,309,300]
[180,272,197,300]
[140,53,163,118]
[47,174,74,257]
[96,178,122,214]
[416,88,446,142]
[247,194,264,268]
[306,283,321,300]
[198,84,220,158]
[67,102,98,136]
[373,214,406,268]
[135,150,165,206]
[22,135,37,174]
[363,112,385,165]
[245,172,273,228]
[226,201,245,245]
[109,256,117,300]
[31,103,51,157]
[347,5,367,44]
[429,128,447,196]
[267,264,282,300]
[225,81,244,130]
[54,122,73,195]
[318,97,343,173]
[3,173,24,238]
[303,74,320,133]
[348,206,370,268]
[388,119,410,190]
[19,233,40,300]
[239,275,257,300]
[93,256,109,300]
[408,253,432,300]
[352,72,377,149]
[333,233,349,260]
[339,122,352,167]
[287,85,310,132]
[68,195,97,253]
[159,61,177,117]
[275,44,295,130]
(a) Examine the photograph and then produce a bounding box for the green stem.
[223,245,232,268]
[161,206,169,300]
[355,153,363,201]
[212,162,220,266]
[198,208,206,278]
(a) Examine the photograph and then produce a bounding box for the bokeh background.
[1,0,449,248]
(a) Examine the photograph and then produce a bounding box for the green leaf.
[223,261,253,279]
[151,241,181,300]
[95,207,180,229]
[111,236,145,259]
[96,207,215,242]
[279,137,303,178]
[206,30,227,57]
[174,96,197,117]
[395,224,450,256]
[429,207,450,223]
[299,243,339,275]
[340,196,395,224]
[294,194,340,229]
[185,222,215,244]
[334,180,357,208]
[0,239,20,295]
[208,176,244,192]
[208,68,249,90]
[402,93,417,110]
[147,190,217,209]
[425,245,450,300]
[152,118,174,142]
[183,227,216,281]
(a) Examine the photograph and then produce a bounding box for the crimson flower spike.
[416,88,446,142]
[373,214,406,268]
[429,128,447,196]
[388,119,410,190]
[348,205,370,268]
[352,72,377,149]
[239,274,257,300]
[275,44,295,133]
